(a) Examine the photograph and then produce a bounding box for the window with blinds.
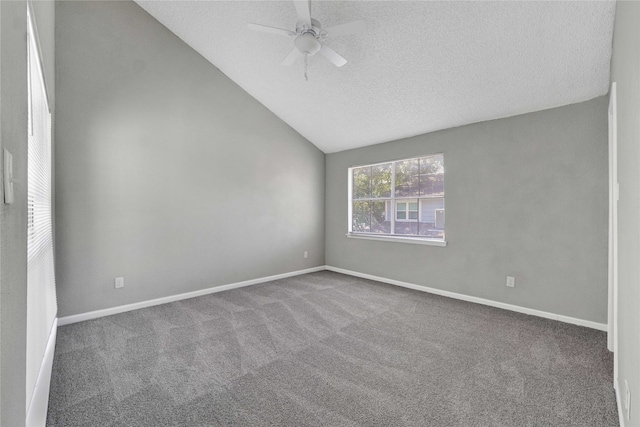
[27,26,54,266]
[26,8,57,416]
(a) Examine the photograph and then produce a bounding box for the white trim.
[346,233,447,247]
[348,154,445,239]
[348,152,446,170]
[58,264,607,332]
[326,266,607,331]
[390,164,396,234]
[25,318,57,427]
[615,378,626,427]
[347,171,353,233]
[608,82,619,386]
[58,267,325,326]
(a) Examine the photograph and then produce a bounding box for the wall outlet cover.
[506,276,515,288]
[115,277,125,289]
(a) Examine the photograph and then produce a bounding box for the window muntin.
[349,154,444,241]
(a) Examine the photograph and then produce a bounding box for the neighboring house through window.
[396,201,418,221]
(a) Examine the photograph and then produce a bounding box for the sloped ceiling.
[134,0,616,153]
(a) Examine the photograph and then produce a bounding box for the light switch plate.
[4,149,15,204]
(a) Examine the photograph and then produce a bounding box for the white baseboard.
[58,264,607,332]
[58,266,326,326]
[25,318,58,427]
[326,266,607,331]
[615,378,626,427]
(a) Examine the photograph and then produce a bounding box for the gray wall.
[326,97,608,323]
[0,2,28,424]
[610,2,640,425]
[55,1,325,317]
[1,0,55,424]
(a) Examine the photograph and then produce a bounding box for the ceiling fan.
[248,0,365,77]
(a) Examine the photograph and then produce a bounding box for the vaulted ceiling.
[135,0,616,153]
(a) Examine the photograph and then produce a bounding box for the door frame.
[607,82,618,382]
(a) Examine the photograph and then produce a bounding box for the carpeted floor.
[47,271,618,426]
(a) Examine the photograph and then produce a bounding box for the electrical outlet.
[304,251,308,259]
[115,276,125,289]
[506,276,515,288]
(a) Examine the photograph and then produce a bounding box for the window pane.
[371,163,392,198]
[409,202,418,210]
[397,211,406,220]
[395,220,418,235]
[395,159,419,197]
[352,167,371,199]
[420,155,444,175]
[418,198,445,239]
[409,211,418,220]
[371,201,390,233]
[418,222,444,239]
[419,174,444,197]
[352,201,370,232]
[397,202,406,210]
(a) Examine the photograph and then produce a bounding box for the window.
[396,201,418,221]
[26,7,57,416]
[348,154,445,244]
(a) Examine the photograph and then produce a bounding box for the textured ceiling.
[134,0,616,153]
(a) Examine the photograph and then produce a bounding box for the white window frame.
[347,154,446,246]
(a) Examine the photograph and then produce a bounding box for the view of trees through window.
[350,154,444,240]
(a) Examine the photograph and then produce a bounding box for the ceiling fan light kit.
[295,33,321,56]
[248,0,365,79]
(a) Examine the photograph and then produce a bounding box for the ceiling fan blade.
[248,23,294,37]
[319,44,347,67]
[293,0,312,26]
[324,20,366,38]
[281,47,302,66]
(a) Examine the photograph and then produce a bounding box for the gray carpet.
[47,271,618,426]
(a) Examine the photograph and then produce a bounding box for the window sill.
[346,233,447,247]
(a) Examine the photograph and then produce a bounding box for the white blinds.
[26,9,57,415]
[27,105,53,263]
